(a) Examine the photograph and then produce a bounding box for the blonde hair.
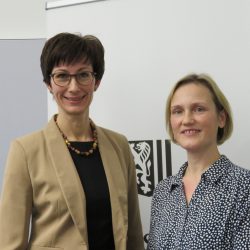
[166,74,233,145]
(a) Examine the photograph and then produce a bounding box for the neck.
[55,114,98,156]
[55,113,92,141]
[185,148,221,178]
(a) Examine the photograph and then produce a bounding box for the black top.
[69,142,115,250]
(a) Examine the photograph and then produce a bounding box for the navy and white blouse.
[147,155,250,250]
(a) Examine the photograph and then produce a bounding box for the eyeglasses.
[50,71,96,87]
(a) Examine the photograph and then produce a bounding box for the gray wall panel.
[0,39,47,190]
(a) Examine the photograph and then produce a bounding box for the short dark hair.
[40,32,105,84]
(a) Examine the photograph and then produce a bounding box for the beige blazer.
[0,117,144,250]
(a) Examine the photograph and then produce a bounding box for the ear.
[94,80,101,91]
[218,109,226,128]
[45,82,53,94]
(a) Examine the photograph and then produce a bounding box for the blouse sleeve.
[231,184,250,249]
[0,140,33,250]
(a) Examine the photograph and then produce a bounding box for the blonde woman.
[148,74,250,249]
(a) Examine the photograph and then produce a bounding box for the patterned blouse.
[147,155,250,250]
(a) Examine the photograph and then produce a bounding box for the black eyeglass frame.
[50,71,97,87]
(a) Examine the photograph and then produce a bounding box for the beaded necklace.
[54,115,98,156]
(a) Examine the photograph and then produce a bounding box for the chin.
[64,108,87,116]
[179,143,200,152]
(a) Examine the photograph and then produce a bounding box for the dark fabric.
[148,155,250,250]
[69,142,115,250]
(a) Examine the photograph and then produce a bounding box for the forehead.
[171,83,214,105]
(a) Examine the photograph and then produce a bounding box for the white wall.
[46,0,250,169]
[46,0,250,246]
[0,0,46,38]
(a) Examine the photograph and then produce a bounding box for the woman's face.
[170,83,226,154]
[47,61,100,117]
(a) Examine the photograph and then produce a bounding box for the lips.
[181,129,201,135]
[64,96,84,101]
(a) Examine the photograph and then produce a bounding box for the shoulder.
[97,126,127,139]
[222,160,250,220]
[220,157,250,203]
[156,176,174,190]
[15,130,43,144]
[96,126,128,146]
[16,129,44,143]
[153,162,186,198]
[226,161,250,193]
[152,176,175,200]
[225,158,250,186]
[13,117,55,147]
[5,130,46,174]
[96,126,132,158]
[149,176,178,214]
[12,129,44,148]
[9,128,46,158]
[13,116,61,152]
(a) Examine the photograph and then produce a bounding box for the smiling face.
[47,61,100,117]
[170,83,226,154]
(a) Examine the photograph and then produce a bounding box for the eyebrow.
[170,105,182,109]
[171,102,208,108]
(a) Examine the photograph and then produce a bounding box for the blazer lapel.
[96,127,128,243]
[43,118,88,243]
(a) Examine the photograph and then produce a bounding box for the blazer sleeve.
[0,140,32,250]
[125,141,145,250]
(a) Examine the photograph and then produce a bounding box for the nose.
[182,111,194,124]
[68,76,80,91]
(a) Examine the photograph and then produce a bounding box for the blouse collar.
[170,155,231,192]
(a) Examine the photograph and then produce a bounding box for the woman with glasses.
[0,32,144,250]
[147,74,250,249]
